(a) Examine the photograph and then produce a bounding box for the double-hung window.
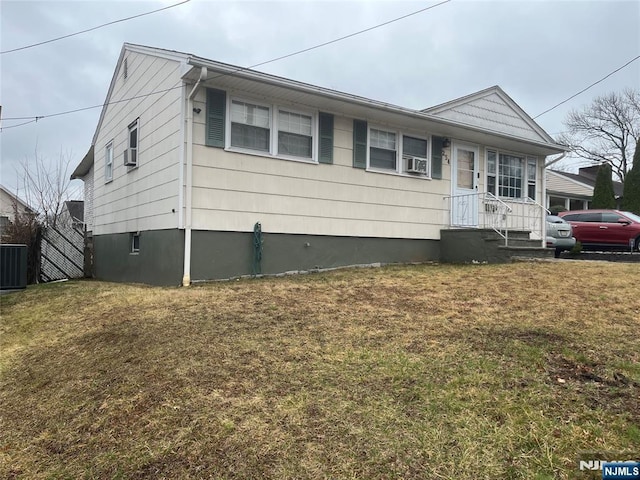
[105,142,113,182]
[526,157,537,200]
[230,100,270,152]
[368,130,430,175]
[487,150,497,195]
[486,149,538,200]
[208,89,331,163]
[353,119,442,177]
[369,128,397,171]
[125,119,139,168]
[278,110,313,159]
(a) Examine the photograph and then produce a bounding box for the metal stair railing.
[443,192,513,245]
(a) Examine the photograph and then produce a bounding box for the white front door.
[451,143,479,227]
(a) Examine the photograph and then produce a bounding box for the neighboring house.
[0,185,34,237]
[72,43,566,286]
[546,165,624,211]
[59,200,85,230]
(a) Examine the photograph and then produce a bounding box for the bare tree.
[16,146,80,228]
[558,88,640,183]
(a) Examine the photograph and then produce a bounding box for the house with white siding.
[72,43,567,285]
[0,185,34,237]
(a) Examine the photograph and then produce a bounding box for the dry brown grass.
[1,262,639,479]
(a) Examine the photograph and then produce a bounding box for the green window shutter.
[353,119,367,169]
[431,135,444,179]
[318,112,334,164]
[206,88,226,148]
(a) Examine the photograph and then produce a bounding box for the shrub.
[592,164,616,209]
[622,139,640,215]
[549,205,568,215]
[570,241,583,256]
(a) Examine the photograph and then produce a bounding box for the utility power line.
[0,0,191,55]
[0,0,451,128]
[534,54,640,119]
[0,119,38,131]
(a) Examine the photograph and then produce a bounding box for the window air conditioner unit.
[407,156,427,174]
[123,148,137,167]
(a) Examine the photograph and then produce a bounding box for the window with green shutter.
[277,109,310,157]
[318,112,334,164]
[206,88,226,148]
[353,119,367,169]
[431,136,445,179]
[370,128,397,170]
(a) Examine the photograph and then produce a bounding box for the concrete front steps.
[440,228,553,264]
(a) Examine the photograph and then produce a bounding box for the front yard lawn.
[1,262,638,479]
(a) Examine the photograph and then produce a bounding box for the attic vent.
[123,58,128,79]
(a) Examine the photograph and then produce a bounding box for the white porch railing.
[507,198,550,243]
[443,193,549,246]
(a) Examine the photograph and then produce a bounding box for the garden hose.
[252,222,263,276]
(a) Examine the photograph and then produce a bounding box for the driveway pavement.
[563,251,640,263]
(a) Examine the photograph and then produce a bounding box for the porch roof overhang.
[184,59,568,158]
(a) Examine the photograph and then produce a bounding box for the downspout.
[544,152,566,169]
[182,66,207,287]
[543,152,566,206]
[178,83,186,229]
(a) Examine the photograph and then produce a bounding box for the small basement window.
[130,232,140,254]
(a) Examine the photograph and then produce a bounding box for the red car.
[559,209,640,252]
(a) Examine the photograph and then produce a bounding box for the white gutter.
[182,66,207,287]
[185,57,569,156]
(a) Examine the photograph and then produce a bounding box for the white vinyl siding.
[191,114,450,240]
[426,90,551,144]
[92,50,182,235]
[546,171,593,197]
[84,164,94,232]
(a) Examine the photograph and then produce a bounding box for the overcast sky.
[1,0,639,199]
